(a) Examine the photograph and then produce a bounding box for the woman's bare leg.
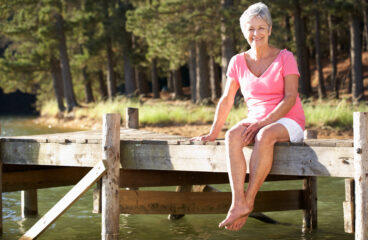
[218,123,250,230]
[220,123,290,231]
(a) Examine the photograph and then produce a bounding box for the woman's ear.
[269,26,272,36]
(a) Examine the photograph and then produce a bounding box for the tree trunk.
[302,17,312,95]
[106,38,116,100]
[98,70,108,100]
[151,59,160,98]
[55,13,78,112]
[209,56,221,101]
[188,43,197,103]
[196,41,211,103]
[314,0,326,99]
[350,9,364,103]
[172,68,183,99]
[293,0,309,98]
[124,52,136,95]
[328,14,339,98]
[135,67,149,95]
[167,71,173,92]
[50,56,65,112]
[363,0,368,51]
[83,67,94,103]
[221,0,236,94]
[284,15,292,45]
[104,0,116,100]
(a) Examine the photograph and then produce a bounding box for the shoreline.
[32,115,353,139]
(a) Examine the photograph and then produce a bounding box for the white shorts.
[275,118,304,143]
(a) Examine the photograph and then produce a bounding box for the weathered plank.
[120,143,355,177]
[343,178,355,233]
[0,141,101,166]
[119,170,303,188]
[21,190,38,218]
[353,112,368,240]
[119,189,304,214]
[19,160,107,240]
[3,167,89,192]
[0,139,355,177]
[101,114,120,240]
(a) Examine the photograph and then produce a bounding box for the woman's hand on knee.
[241,121,264,144]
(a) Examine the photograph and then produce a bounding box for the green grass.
[303,99,368,130]
[40,97,368,130]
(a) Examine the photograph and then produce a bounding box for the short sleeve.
[226,55,239,83]
[282,51,300,77]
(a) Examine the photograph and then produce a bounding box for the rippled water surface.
[0,117,354,240]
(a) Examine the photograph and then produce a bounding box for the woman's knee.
[225,125,244,145]
[255,127,277,146]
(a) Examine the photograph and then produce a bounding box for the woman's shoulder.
[279,48,296,58]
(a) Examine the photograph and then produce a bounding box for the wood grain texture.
[120,143,354,177]
[3,167,89,192]
[353,112,368,240]
[101,114,120,240]
[119,189,304,214]
[344,178,355,233]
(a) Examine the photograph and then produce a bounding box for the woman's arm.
[191,78,240,141]
[241,74,299,143]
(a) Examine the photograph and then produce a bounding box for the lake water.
[0,117,354,240]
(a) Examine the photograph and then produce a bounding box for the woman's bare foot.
[225,216,247,231]
[218,201,253,229]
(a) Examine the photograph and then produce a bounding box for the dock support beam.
[353,112,368,240]
[302,129,318,231]
[101,114,120,240]
[21,190,38,218]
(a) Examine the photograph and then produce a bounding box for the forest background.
[0,0,367,138]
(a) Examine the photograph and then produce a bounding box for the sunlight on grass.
[40,97,368,130]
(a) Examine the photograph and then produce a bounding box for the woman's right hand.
[190,133,217,142]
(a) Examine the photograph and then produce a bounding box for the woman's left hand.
[241,121,265,143]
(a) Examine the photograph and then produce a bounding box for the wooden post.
[125,108,139,190]
[21,190,38,218]
[101,114,120,240]
[126,108,138,129]
[343,178,355,233]
[353,112,368,240]
[302,130,318,231]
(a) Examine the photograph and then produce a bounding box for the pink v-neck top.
[226,49,305,130]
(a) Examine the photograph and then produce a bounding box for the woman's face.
[244,16,271,49]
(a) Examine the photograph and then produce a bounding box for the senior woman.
[191,2,305,231]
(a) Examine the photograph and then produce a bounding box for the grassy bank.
[40,96,368,130]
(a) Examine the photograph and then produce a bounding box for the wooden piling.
[343,178,355,233]
[101,114,120,240]
[126,108,138,129]
[353,112,368,240]
[302,130,318,231]
[21,190,38,218]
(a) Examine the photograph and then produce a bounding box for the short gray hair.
[240,2,272,37]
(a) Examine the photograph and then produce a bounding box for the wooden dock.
[0,111,367,240]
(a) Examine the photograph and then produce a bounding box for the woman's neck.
[249,45,271,60]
